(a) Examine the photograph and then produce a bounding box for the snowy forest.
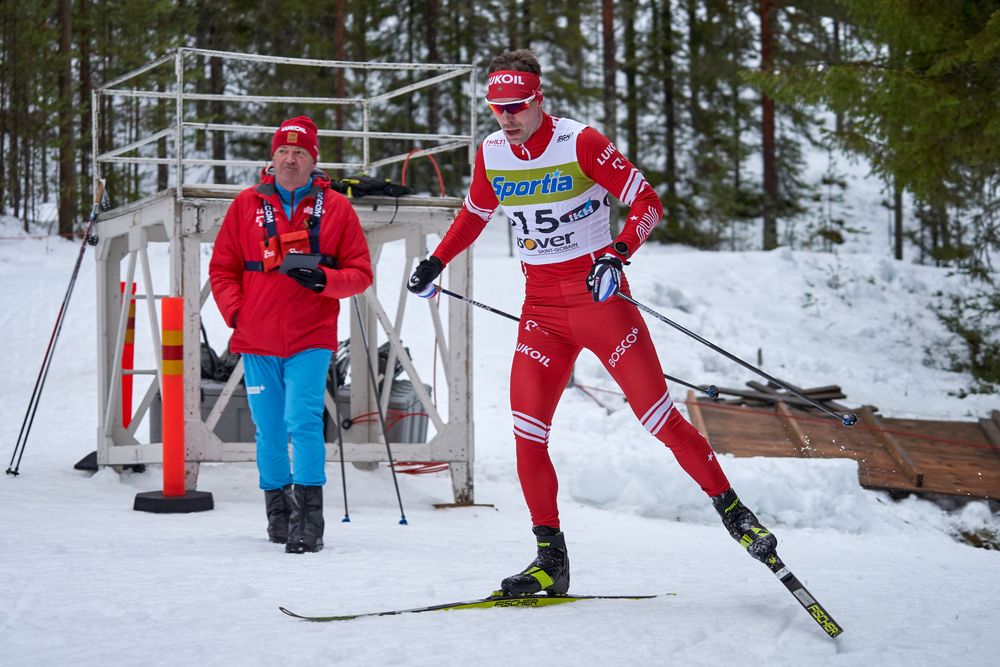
[1,0,999,387]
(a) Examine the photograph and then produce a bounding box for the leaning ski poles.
[615,291,857,427]
[328,366,351,523]
[434,286,718,399]
[351,296,408,525]
[7,180,109,477]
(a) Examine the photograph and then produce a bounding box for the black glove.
[407,256,444,297]
[585,254,623,302]
[287,267,326,293]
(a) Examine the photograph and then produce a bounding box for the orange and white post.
[134,297,212,513]
[160,297,185,496]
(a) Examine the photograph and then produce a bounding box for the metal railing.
[92,48,478,199]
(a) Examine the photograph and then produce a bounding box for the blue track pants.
[242,348,332,490]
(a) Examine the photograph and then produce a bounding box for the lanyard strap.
[247,187,329,272]
[261,197,278,243]
[261,187,325,243]
[308,188,325,253]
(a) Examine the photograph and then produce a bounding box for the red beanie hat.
[271,115,319,160]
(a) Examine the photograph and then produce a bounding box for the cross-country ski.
[279,591,665,622]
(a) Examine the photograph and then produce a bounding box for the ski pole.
[7,180,108,476]
[436,286,519,324]
[328,366,350,523]
[662,373,720,399]
[615,290,858,427]
[434,286,719,399]
[351,296,408,525]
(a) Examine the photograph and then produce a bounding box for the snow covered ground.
[1,200,999,666]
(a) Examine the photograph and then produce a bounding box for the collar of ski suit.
[509,112,556,161]
[274,180,314,220]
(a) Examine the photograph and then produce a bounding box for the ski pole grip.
[93,179,106,206]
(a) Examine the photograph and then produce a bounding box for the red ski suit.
[432,114,730,528]
[210,169,373,358]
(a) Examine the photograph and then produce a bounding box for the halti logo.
[485,138,507,147]
[488,72,525,86]
[492,171,574,200]
[516,343,551,367]
[560,199,600,223]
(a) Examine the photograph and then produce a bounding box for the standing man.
[408,51,777,594]
[210,116,373,553]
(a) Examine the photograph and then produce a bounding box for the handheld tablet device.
[278,253,322,274]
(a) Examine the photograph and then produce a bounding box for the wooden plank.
[695,400,1000,500]
[745,380,844,399]
[801,385,844,397]
[711,386,848,411]
[746,380,780,395]
[686,390,710,437]
[980,416,1000,455]
[745,381,843,403]
[858,406,923,487]
[776,400,814,457]
[695,401,812,457]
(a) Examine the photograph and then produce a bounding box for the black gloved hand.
[585,253,623,302]
[407,256,444,297]
[287,267,327,293]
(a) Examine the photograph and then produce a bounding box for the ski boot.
[286,485,324,554]
[712,488,778,563]
[501,526,570,596]
[264,485,293,544]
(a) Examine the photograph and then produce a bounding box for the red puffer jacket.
[209,169,373,358]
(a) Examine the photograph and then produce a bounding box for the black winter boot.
[286,485,325,554]
[712,488,777,562]
[500,526,570,596]
[264,484,293,544]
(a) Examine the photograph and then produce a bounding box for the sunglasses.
[485,93,536,115]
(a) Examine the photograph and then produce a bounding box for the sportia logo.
[492,171,574,201]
